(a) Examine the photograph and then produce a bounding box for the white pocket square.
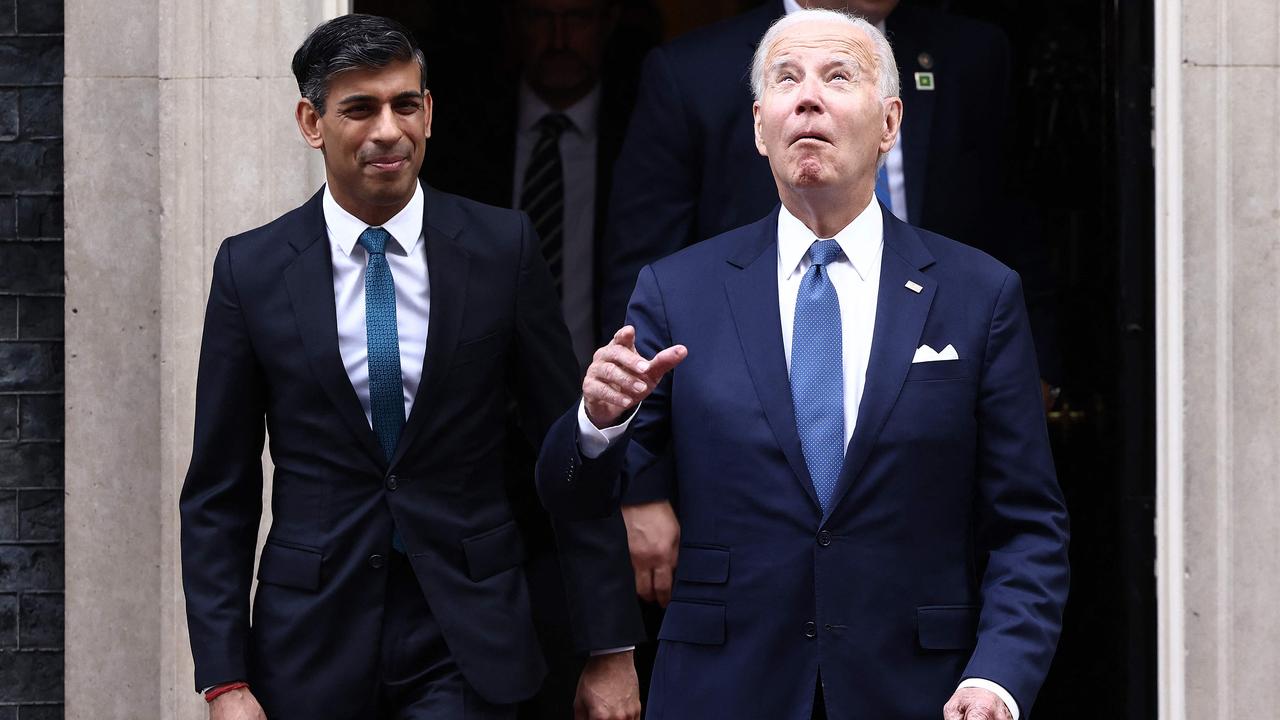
[912,344,959,363]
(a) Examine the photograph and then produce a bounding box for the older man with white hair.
[537,9,1069,720]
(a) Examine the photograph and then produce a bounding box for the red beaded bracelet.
[204,681,249,703]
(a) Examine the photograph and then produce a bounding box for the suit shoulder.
[218,194,323,266]
[658,3,776,68]
[913,225,1016,288]
[424,187,528,258]
[649,213,775,277]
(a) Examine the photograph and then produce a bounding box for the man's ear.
[880,96,903,155]
[422,90,433,141]
[753,101,767,157]
[296,98,324,150]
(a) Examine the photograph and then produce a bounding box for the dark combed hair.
[291,14,427,116]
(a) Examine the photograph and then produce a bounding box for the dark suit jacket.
[600,1,1059,380]
[540,206,1070,718]
[180,187,642,718]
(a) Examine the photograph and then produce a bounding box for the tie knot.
[358,226,391,256]
[808,239,842,268]
[537,112,572,138]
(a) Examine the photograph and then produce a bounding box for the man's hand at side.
[575,650,641,720]
[584,326,686,429]
[943,687,1013,720]
[622,500,680,606]
[209,687,267,720]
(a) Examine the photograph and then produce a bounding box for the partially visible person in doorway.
[419,4,651,718]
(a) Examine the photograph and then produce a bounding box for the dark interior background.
[354,0,1157,716]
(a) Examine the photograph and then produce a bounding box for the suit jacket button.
[386,475,398,491]
[369,554,386,569]
[817,530,832,547]
[804,621,817,639]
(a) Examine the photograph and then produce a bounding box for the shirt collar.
[517,80,601,138]
[777,195,883,282]
[323,180,425,257]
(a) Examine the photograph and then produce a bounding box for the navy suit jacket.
[600,1,1059,380]
[540,206,1069,718]
[180,187,642,717]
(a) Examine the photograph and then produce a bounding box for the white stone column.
[64,1,347,717]
[1156,1,1280,717]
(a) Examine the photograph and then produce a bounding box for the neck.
[327,181,412,227]
[529,82,594,112]
[779,184,874,239]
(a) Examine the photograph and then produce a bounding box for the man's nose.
[370,104,401,142]
[793,76,825,115]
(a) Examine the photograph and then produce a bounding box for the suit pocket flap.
[916,605,980,649]
[461,520,526,581]
[256,541,322,591]
[675,545,730,584]
[452,331,503,367]
[658,600,726,645]
[905,359,972,382]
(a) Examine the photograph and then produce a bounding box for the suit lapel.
[888,9,935,226]
[825,211,936,521]
[723,209,822,513]
[390,187,469,469]
[283,190,387,468]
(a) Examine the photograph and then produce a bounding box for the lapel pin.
[905,280,923,294]
[914,71,935,91]
[917,52,934,70]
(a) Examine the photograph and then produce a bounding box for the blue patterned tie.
[358,227,405,462]
[791,240,845,512]
[360,227,406,552]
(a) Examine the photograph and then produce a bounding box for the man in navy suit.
[603,0,1059,653]
[179,14,643,720]
[540,9,1068,719]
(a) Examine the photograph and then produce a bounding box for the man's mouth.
[366,156,409,172]
[791,131,832,146]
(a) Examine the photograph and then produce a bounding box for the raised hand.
[583,326,686,429]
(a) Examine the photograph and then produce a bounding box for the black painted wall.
[0,0,65,717]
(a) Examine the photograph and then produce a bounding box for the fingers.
[653,564,673,607]
[610,325,637,353]
[634,567,656,604]
[643,344,688,383]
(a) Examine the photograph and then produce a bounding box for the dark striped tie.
[520,112,572,296]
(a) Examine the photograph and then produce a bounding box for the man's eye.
[830,72,849,82]
[396,103,422,114]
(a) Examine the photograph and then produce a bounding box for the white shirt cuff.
[588,645,636,656]
[957,678,1019,720]
[576,398,637,459]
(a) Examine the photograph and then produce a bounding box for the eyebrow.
[334,90,425,106]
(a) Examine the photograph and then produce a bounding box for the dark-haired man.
[180,14,643,720]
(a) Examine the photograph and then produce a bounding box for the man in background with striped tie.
[539,9,1069,720]
[180,14,643,720]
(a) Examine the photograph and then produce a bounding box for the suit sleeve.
[510,212,646,651]
[538,263,676,516]
[598,46,700,339]
[963,269,1070,711]
[179,239,267,692]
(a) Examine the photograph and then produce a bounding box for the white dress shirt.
[513,81,600,367]
[780,0,909,221]
[578,194,1018,717]
[324,181,430,426]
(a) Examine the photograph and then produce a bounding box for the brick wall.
[0,0,64,717]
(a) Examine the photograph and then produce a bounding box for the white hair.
[749,8,900,102]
